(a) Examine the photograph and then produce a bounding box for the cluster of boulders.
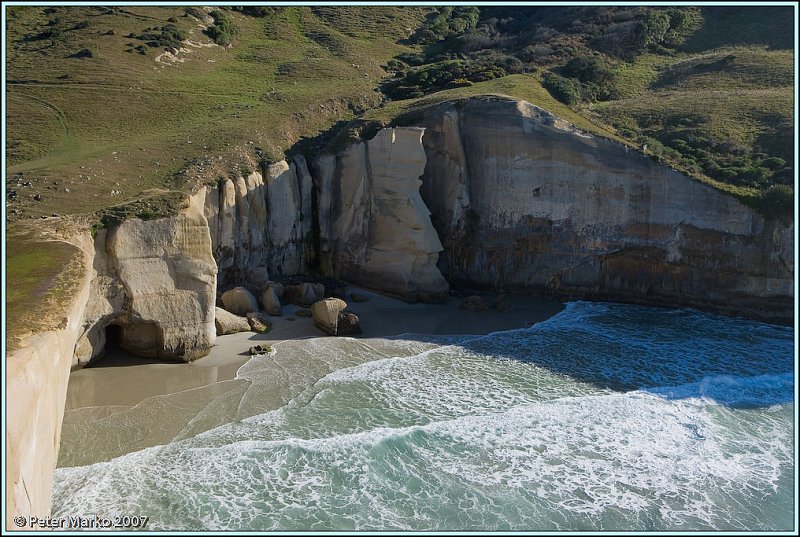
[214,279,362,337]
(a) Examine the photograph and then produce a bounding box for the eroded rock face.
[313,128,450,303]
[7,234,93,526]
[74,193,217,365]
[415,97,793,322]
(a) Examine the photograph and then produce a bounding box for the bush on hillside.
[136,24,187,50]
[758,185,794,219]
[542,72,582,106]
[205,10,238,46]
[382,60,506,100]
[232,6,280,18]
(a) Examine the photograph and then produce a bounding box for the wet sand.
[65,288,563,412]
[58,287,563,467]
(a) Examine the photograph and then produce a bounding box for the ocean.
[52,301,795,531]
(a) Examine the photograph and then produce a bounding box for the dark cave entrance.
[105,323,124,350]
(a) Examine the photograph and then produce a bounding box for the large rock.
[460,295,488,312]
[78,192,218,362]
[414,97,793,323]
[221,286,258,316]
[284,282,324,306]
[260,287,282,316]
[311,298,347,335]
[336,311,362,336]
[246,311,272,333]
[214,307,250,335]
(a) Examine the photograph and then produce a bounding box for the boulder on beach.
[285,282,325,306]
[260,287,282,316]
[350,292,369,303]
[311,298,347,335]
[460,295,488,312]
[214,307,251,335]
[337,311,362,336]
[493,293,512,312]
[221,287,258,316]
[246,312,272,333]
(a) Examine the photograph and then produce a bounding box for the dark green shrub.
[205,10,238,46]
[542,72,581,106]
[136,24,187,49]
[762,157,786,170]
[561,55,613,85]
[758,185,793,219]
[634,11,671,51]
[232,6,280,18]
[382,60,505,100]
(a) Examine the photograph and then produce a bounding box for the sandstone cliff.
[415,97,793,322]
[73,192,217,366]
[6,234,93,527]
[312,128,449,302]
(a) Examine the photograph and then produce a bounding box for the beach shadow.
[447,302,794,409]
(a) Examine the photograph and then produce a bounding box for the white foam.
[52,302,794,531]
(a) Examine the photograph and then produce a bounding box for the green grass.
[364,74,627,145]
[6,5,431,221]
[6,232,84,351]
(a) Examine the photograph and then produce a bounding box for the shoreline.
[57,288,564,467]
[65,287,564,411]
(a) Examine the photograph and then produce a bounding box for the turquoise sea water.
[52,302,795,531]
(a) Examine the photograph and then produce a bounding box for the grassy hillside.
[6,5,430,222]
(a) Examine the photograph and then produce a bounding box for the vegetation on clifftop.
[378,5,794,217]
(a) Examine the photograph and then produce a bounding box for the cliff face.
[73,192,217,366]
[6,234,93,527]
[314,128,449,302]
[415,97,793,322]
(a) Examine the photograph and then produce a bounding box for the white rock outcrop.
[74,192,217,364]
[313,127,449,303]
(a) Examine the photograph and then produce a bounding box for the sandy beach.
[58,287,563,467]
[65,287,563,411]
